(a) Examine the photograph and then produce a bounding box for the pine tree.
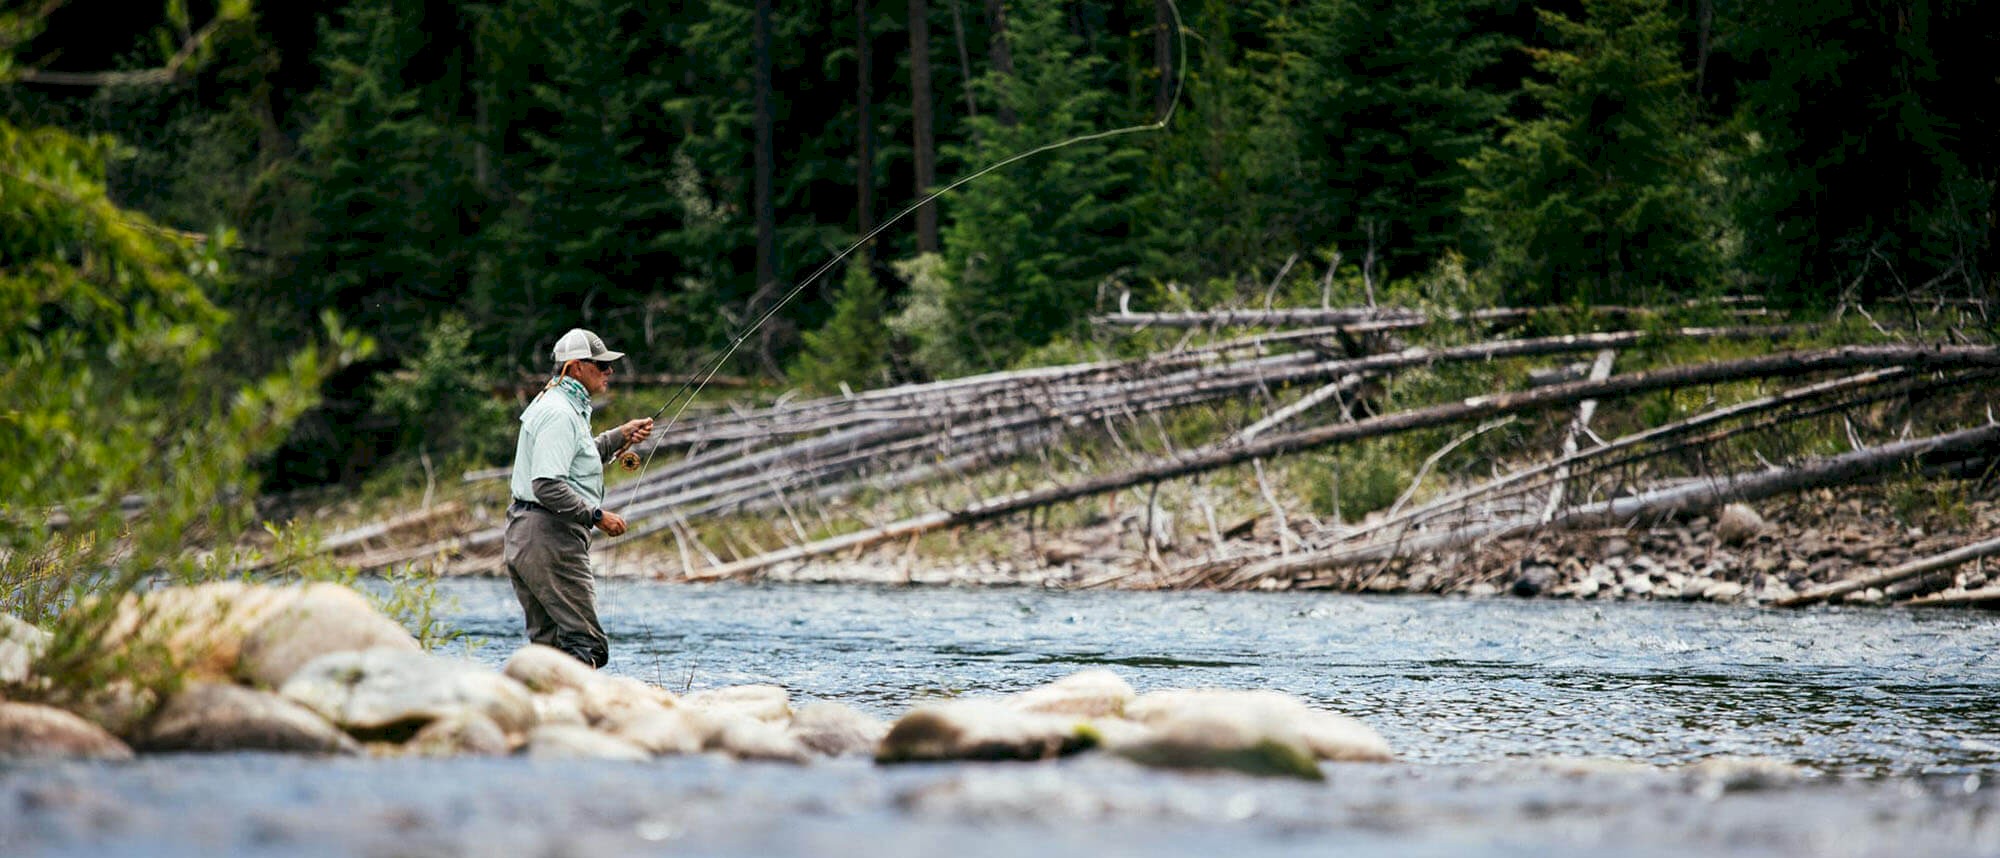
[1461,0,1724,305]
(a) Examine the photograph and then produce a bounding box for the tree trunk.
[753,0,778,292]
[947,0,978,118]
[983,0,1017,126]
[856,0,876,238]
[1154,0,1173,117]
[909,0,939,253]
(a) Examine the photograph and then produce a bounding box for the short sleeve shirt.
[509,377,605,508]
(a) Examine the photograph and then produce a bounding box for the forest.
[2,0,1995,510]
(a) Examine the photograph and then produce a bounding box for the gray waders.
[504,503,610,667]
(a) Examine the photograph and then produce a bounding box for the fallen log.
[1902,585,2000,608]
[673,345,2000,581]
[1219,422,2000,587]
[1777,535,2000,608]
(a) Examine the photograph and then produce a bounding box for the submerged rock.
[1006,669,1134,718]
[523,724,650,761]
[0,701,133,760]
[138,682,360,755]
[788,702,889,757]
[279,649,536,741]
[877,700,1097,763]
[683,684,791,723]
[236,584,419,688]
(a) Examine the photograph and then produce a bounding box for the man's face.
[576,359,615,394]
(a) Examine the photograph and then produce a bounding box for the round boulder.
[787,702,889,757]
[683,684,791,723]
[237,584,420,688]
[0,701,133,760]
[406,711,512,757]
[279,649,536,741]
[877,700,1096,763]
[1714,503,1767,546]
[1,613,50,687]
[1006,669,1134,718]
[502,644,600,695]
[138,682,360,755]
[524,724,650,761]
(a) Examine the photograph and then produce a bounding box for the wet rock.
[1,614,49,687]
[1113,691,1328,779]
[683,684,790,723]
[1511,566,1556,598]
[877,700,1097,763]
[138,682,360,755]
[1702,581,1746,604]
[1464,582,1500,598]
[1006,669,1134,718]
[1682,755,1809,791]
[236,583,420,688]
[406,711,511,757]
[1714,504,1766,546]
[1573,578,1602,599]
[0,701,133,760]
[280,649,536,740]
[523,724,650,761]
[608,708,706,756]
[1622,575,1654,597]
[1523,756,1660,777]
[1124,689,1391,765]
[788,702,889,757]
[501,644,598,695]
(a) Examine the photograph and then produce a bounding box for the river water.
[6,579,2000,857]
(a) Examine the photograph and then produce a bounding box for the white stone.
[1006,669,1135,718]
[280,649,536,738]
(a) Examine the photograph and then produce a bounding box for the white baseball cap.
[550,328,625,363]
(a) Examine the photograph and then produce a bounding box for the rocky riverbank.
[748,485,2000,606]
[2,582,1396,779]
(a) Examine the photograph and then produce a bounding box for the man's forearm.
[594,427,626,464]
[530,477,599,526]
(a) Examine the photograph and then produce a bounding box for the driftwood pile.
[315,302,2000,608]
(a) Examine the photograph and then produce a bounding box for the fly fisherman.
[505,328,654,668]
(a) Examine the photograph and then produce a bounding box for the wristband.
[592,508,605,526]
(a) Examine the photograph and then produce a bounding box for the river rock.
[1110,691,1325,780]
[236,584,420,688]
[607,708,706,755]
[877,700,1097,763]
[704,715,811,763]
[1511,566,1556,598]
[1714,503,1766,546]
[1682,755,1809,791]
[788,702,889,757]
[1702,581,1746,603]
[523,724,650,761]
[1006,669,1134,717]
[532,691,588,728]
[279,649,536,740]
[138,682,360,755]
[683,684,790,723]
[578,676,678,727]
[1,614,49,687]
[406,711,511,757]
[502,644,599,695]
[1123,689,1392,767]
[0,701,134,760]
[100,582,303,681]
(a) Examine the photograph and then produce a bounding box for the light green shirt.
[510,377,606,508]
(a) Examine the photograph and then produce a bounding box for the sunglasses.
[586,360,615,372]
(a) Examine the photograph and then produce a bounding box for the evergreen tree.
[939,0,1141,371]
[1461,0,1724,305]
[1296,0,1514,280]
[792,255,891,392]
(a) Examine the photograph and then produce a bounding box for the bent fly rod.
[612,0,1188,476]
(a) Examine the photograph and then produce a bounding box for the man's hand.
[621,418,655,446]
[598,510,628,536]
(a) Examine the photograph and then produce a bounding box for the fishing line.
[621,0,1189,482]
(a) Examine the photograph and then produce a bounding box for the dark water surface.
[7,579,2000,857]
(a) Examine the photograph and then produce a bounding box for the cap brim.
[594,349,625,361]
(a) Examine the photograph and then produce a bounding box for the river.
[5,579,2000,857]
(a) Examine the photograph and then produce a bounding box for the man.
[504,327,654,668]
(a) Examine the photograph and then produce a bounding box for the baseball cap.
[550,328,625,363]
